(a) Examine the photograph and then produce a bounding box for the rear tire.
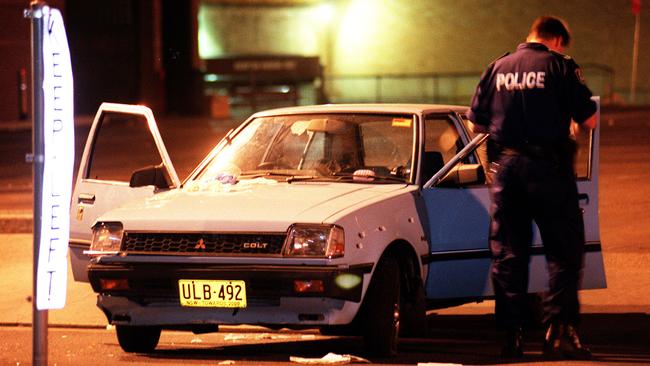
[362,256,400,356]
[116,325,161,353]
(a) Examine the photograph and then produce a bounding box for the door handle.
[78,193,96,205]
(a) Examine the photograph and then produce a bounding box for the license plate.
[178,280,247,308]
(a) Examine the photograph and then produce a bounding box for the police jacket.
[468,42,597,149]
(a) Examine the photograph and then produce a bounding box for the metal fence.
[225,63,631,117]
[324,63,616,105]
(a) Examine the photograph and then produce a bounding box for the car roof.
[250,103,468,118]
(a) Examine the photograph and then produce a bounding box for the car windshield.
[194,113,415,184]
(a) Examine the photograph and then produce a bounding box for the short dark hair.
[529,15,571,47]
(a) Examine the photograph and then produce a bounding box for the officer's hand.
[468,120,489,134]
[570,121,580,139]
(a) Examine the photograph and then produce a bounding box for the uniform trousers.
[489,150,585,329]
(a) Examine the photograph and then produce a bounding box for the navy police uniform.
[468,42,597,329]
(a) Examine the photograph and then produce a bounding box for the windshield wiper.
[286,175,331,183]
[287,173,407,184]
[332,172,407,183]
[239,171,297,179]
[239,171,320,183]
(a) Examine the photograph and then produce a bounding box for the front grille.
[121,232,286,255]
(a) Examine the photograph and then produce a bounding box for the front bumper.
[88,257,372,305]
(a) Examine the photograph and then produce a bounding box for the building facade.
[0,0,647,121]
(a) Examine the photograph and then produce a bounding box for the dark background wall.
[0,0,199,121]
[66,0,141,115]
[0,0,61,121]
[161,0,204,115]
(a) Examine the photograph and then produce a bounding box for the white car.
[69,102,606,355]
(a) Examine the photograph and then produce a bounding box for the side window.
[422,116,463,184]
[460,114,490,179]
[424,116,463,163]
[423,114,487,187]
[574,125,592,179]
[86,112,162,182]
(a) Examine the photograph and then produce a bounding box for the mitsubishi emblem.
[195,238,206,250]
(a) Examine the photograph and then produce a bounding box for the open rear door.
[68,103,180,281]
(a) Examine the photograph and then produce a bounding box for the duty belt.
[489,139,577,163]
[501,144,559,159]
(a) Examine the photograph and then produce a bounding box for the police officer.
[467,15,597,359]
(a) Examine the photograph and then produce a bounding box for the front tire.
[362,256,400,356]
[399,276,427,338]
[116,325,161,353]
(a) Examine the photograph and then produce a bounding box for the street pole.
[27,1,48,365]
[631,11,641,103]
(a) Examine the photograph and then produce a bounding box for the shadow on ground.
[131,313,650,365]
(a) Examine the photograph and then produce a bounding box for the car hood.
[99,178,408,232]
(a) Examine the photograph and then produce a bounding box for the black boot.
[500,327,524,358]
[543,323,592,360]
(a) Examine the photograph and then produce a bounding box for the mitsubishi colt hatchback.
[69,102,606,355]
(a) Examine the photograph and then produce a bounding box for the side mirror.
[129,163,172,189]
[438,163,485,187]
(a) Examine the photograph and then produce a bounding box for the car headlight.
[284,224,344,258]
[86,222,123,256]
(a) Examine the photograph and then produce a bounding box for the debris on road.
[290,352,370,364]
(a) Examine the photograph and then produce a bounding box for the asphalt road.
[1,312,649,366]
[0,106,649,365]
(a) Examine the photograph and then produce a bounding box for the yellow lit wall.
[199,0,650,102]
[199,4,329,59]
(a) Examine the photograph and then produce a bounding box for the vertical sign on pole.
[37,0,75,312]
[27,1,74,364]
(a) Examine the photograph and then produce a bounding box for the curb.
[0,323,305,333]
[0,218,32,233]
[0,322,104,330]
[0,211,33,233]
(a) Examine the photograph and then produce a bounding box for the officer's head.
[527,15,571,52]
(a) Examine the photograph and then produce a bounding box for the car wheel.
[115,325,161,353]
[362,256,400,356]
[399,276,427,338]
